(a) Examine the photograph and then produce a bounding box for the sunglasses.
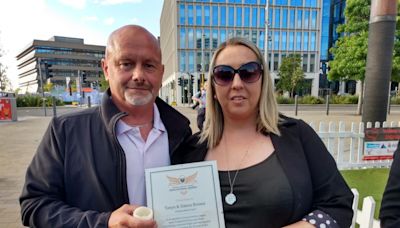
[212,61,263,86]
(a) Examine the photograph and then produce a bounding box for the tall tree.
[328,0,370,115]
[0,51,11,91]
[276,54,305,97]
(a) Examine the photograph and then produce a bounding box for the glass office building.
[160,0,322,105]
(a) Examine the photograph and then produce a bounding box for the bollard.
[325,94,330,116]
[42,98,47,117]
[294,95,298,116]
[88,96,91,108]
[52,96,57,117]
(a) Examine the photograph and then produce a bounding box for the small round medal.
[225,193,236,205]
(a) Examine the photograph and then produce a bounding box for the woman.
[176,37,353,228]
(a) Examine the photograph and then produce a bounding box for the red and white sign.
[0,98,12,120]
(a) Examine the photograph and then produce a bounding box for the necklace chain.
[224,135,252,204]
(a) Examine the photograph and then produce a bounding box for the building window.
[196,52,202,72]
[310,54,315,72]
[196,5,202,25]
[282,9,288,28]
[180,28,186,49]
[204,29,210,48]
[189,51,194,72]
[296,32,301,51]
[188,5,194,25]
[236,7,242,26]
[305,0,317,7]
[228,29,234,38]
[252,8,258,27]
[310,32,316,51]
[282,31,287,51]
[311,10,317,29]
[244,7,250,27]
[274,8,280,28]
[188,28,194,49]
[204,6,210,25]
[251,30,257,45]
[259,31,265,50]
[196,29,202,48]
[236,29,242,37]
[220,6,226,26]
[304,10,310,29]
[273,53,279,71]
[179,4,185,25]
[229,7,234,26]
[244,30,250,39]
[260,8,265,28]
[289,9,295,28]
[212,29,218,48]
[303,32,309,51]
[244,0,257,4]
[212,6,218,26]
[179,51,186,72]
[291,0,302,7]
[220,29,227,43]
[276,0,288,6]
[289,32,294,51]
[303,53,308,72]
[273,31,280,50]
[297,9,302,29]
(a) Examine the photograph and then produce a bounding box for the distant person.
[192,81,207,131]
[178,37,354,227]
[380,140,400,228]
[19,25,192,227]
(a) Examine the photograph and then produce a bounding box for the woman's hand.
[108,204,157,228]
[282,220,315,228]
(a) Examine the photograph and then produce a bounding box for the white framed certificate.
[145,161,225,228]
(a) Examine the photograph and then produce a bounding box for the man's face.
[102,30,164,108]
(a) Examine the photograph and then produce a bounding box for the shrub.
[17,95,64,107]
[299,95,324,104]
[391,96,400,104]
[276,95,294,104]
[330,95,358,104]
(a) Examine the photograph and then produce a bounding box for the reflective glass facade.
[176,0,321,75]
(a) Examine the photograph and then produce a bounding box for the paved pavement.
[0,105,399,227]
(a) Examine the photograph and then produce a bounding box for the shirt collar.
[116,103,166,136]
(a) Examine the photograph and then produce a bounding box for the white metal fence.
[309,121,400,169]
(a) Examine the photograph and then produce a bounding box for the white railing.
[351,188,380,228]
[309,121,400,169]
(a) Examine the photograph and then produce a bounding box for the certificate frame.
[145,161,225,228]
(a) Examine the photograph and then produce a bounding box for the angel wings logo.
[166,172,198,195]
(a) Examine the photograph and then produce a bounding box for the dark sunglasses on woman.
[212,61,263,86]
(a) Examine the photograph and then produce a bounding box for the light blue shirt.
[116,104,170,206]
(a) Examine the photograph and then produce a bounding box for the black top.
[219,153,293,228]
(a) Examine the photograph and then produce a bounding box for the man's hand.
[108,204,157,228]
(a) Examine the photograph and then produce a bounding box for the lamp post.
[38,58,47,116]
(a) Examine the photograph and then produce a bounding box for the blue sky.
[0,0,164,88]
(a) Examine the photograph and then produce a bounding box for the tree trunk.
[356,80,364,115]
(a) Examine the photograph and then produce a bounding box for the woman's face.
[213,45,262,121]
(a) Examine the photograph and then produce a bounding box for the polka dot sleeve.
[302,210,340,228]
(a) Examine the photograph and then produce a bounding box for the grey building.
[160,0,322,106]
[16,36,105,94]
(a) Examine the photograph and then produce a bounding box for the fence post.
[52,96,57,117]
[357,196,376,228]
[351,188,360,228]
[294,95,298,116]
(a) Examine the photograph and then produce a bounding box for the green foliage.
[275,95,294,104]
[330,0,400,83]
[391,95,400,104]
[298,95,324,104]
[276,54,305,97]
[330,95,359,104]
[16,95,64,107]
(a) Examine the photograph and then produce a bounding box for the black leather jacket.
[20,90,192,228]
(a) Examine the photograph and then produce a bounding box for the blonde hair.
[199,37,281,148]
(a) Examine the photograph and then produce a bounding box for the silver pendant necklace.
[224,136,251,206]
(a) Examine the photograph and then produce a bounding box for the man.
[191,81,207,131]
[20,25,192,227]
